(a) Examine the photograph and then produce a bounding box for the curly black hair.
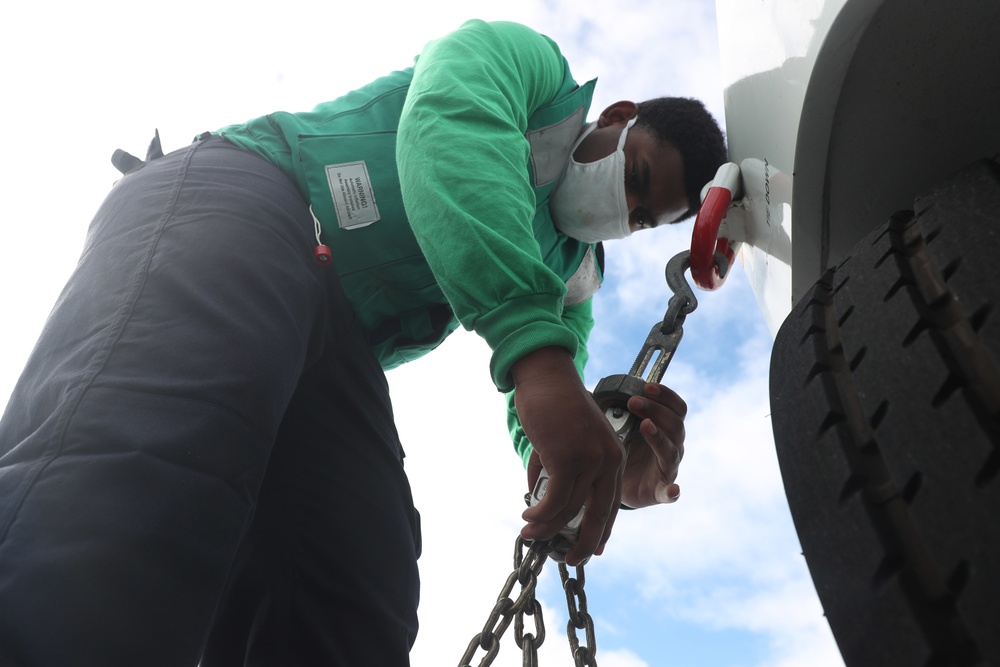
[635,97,727,221]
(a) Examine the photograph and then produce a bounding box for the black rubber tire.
[769,159,1000,667]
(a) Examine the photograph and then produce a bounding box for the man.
[0,19,725,667]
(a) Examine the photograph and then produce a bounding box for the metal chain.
[459,537,553,667]
[559,563,598,667]
[458,536,604,667]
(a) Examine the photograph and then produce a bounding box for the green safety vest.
[218,67,599,370]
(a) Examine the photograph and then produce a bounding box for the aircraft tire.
[769,159,1000,667]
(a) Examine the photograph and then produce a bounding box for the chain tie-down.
[459,249,730,665]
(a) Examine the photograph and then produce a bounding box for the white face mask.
[549,116,637,243]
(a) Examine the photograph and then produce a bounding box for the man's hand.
[513,348,689,565]
[620,383,687,508]
[513,347,624,566]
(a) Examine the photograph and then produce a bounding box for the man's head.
[568,97,727,233]
[634,97,727,224]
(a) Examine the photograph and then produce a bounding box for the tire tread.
[770,160,1000,666]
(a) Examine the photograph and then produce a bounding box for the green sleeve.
[507,297,595,467]
[396,20,579,393]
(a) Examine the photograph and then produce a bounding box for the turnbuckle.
[592,250,728,448]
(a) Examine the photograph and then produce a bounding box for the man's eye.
[636,210,656,230]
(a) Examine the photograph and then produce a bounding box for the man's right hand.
[511,346,625,566]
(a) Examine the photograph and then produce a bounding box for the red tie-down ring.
[690,163,742,290]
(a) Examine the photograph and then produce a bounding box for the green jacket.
[217,20,601,464]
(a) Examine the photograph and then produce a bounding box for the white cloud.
[600,647,653,667]
[680,578,842,667]
[538,0,727,118]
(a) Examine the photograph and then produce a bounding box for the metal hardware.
[691,162,742,290]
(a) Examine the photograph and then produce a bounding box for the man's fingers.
[642,382,687,417]
[520,465,621,565]
[628,390,685,462]
[521,471,587,540]
[526,453,543,492]
[595,464,624,556]
[655,483,681,504]
[631,417,681,479]
[564,473,619,565]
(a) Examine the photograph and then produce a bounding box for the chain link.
[559,563,598,667]
[459,537,553,667]
[514,598,545,667]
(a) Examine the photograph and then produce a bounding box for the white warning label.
[325,161,380,230]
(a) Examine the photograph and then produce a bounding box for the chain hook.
[661,250,729,335]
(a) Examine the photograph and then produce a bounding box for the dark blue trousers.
[0,137,421,666]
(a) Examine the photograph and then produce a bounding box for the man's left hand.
[618,382,687,509]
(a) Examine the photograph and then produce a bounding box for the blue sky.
[0,1,845,665]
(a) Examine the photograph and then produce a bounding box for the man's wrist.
[510,346,577,387]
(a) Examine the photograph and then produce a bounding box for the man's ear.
[596,101,639,128]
